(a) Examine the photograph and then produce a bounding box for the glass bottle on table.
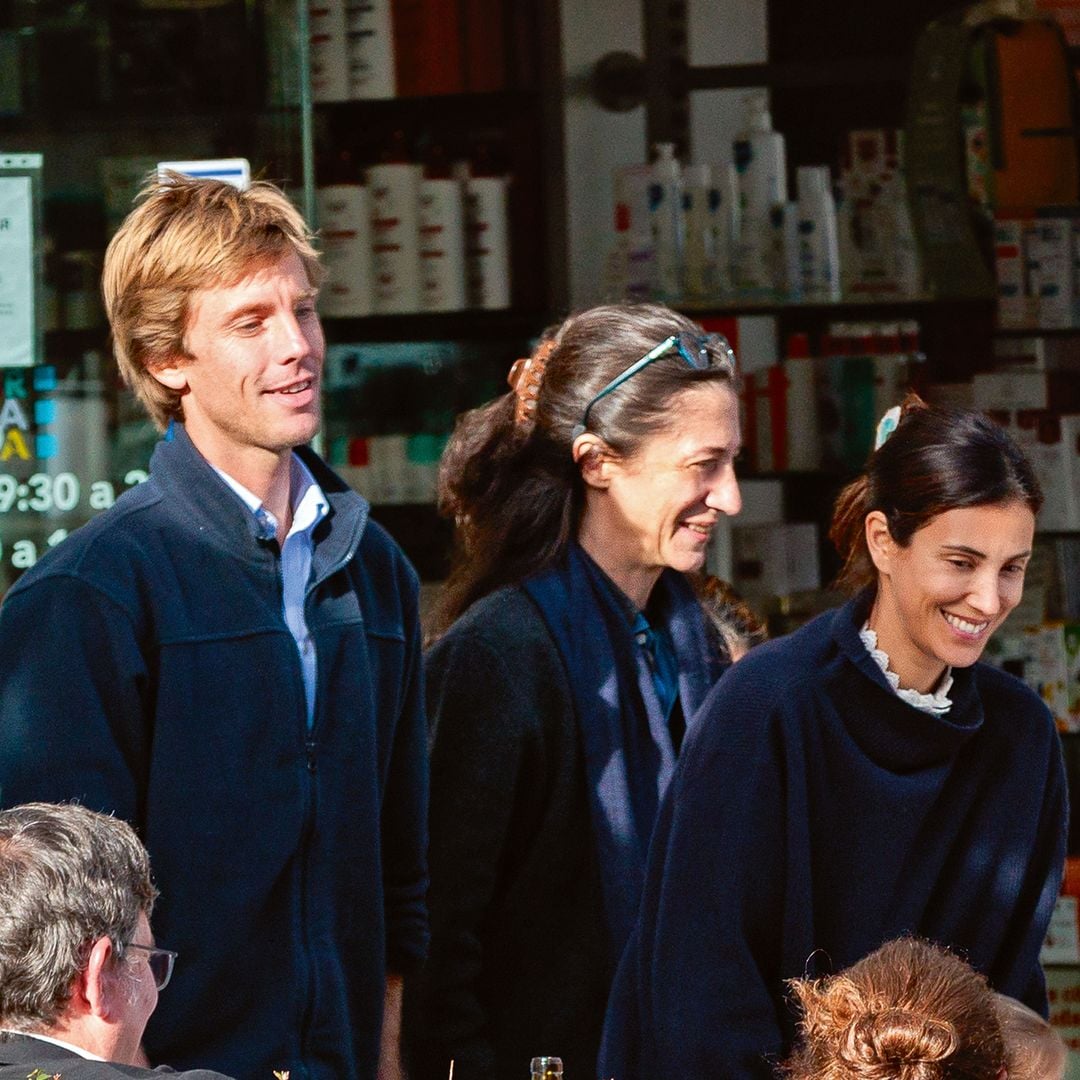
[530,1057,563,1080]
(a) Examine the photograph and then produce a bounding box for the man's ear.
[572,433,616,491]
[147,357,190,394]
[864,510,895,575]
[81,936,120,1021]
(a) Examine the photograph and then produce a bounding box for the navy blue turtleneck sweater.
[600,592,1067,1080]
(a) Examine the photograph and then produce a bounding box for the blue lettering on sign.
[32,367,56,392]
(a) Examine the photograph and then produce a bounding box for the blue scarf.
[523,542,725,959]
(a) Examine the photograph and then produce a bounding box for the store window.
[0,2,305,595]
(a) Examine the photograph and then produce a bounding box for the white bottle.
[876,139,922,298]
[733,92,786,297]
[682,163,714,299]
[464,176,512,309]
[345,0,396,99]
[734,91,787,215]
[769,201,801,301]
[309,0,348,103]
[368,162,423,313]
[419,177,467,311]
[711,163,739,297]
[649,142,683,301]
[796,166,841,302]
[316,183,373,317]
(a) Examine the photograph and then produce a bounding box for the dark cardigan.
[600,593,1068,1080]
[407,586,611,1080]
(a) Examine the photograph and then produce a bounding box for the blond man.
[0,176,429,1080]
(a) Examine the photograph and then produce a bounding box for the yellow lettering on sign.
[0,428,29,460]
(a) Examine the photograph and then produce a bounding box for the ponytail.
[433,390,579,635]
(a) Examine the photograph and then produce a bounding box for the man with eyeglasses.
[0,802,233,1080]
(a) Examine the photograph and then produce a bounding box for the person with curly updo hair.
[784,938,1007,1080]
[784,938,1066,1080]
[407,304,743,1080]
[601,395,1066,1080]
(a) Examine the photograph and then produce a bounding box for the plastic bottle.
[682,163,714,299]
[368,134,423,313]
[734,91,787,215]
[711,162,739,297]
[876,134,922,297]
[316,181,373,317]
[464,154,512,309]
[419,161,467,311]
[649,142,683,300]
[345,0,395,99]
[796,165,841,302]
[733,92,786,297]
[309,0,349,102]
[773,200,801,301]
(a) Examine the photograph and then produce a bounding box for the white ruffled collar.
[859,623,954,716]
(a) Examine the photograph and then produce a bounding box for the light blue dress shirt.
[215,454,328,728]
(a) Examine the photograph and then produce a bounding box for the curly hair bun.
[840,1009,959,1079]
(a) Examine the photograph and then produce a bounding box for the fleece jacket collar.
[149,423,369,583]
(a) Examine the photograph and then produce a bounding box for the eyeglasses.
[123,942,178,991]
[571,331,736,439]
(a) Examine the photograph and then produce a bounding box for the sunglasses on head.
[571,330,735,439]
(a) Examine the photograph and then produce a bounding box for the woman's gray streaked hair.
[0,802,158,1030]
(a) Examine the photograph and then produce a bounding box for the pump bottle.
[796,165,841,301]
[733,91,787,296]
[649,142,684,300]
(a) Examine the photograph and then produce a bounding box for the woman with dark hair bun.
[407,304,742,1080]
[600,395,1067,1080]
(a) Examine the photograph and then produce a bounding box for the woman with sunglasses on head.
[600,395,1067,1080]
[407,304,742,1080]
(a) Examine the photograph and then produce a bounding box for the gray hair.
[0,802,158,1030]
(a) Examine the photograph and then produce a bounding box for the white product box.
[971,370,1054,411]
[1029,413,1080,532]
[732,521,820,602]
[706,479,785,582]
[1031,216,1077,329]
[992,334,1080,372]
[994,216,1035,328]
[1023,622,1077,730]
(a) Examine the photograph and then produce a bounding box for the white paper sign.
[157,158,251,190]
[0,175,33,368]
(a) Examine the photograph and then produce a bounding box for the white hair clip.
[874,405,902,450]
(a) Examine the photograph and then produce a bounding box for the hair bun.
[840,1009,959,1076]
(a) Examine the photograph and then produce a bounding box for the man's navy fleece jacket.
[0,424,429,1080]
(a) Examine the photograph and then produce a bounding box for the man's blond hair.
[102,173,324,431]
